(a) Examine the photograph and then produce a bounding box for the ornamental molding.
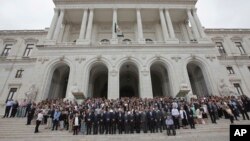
[141,69,149,76]
[3,38,17,44]
[38,57,49,64]
[0,30,47,36]
[75,57,86,64]
[171,56,181,62]
[25,38,39,44]
[205,55,216,62]
[110,69,118,77]
[53,0,197,5]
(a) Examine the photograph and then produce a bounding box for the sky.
[0,0,250,30]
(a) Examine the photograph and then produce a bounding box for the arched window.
[100,39,110,45]
[145,38,153,44]
[122,39,132,44]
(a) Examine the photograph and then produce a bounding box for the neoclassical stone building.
[1,0,250,110]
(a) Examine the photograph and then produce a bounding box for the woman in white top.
[34,110,43,133]
[73,113,80,135]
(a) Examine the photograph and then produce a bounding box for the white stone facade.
[1,0,250,112]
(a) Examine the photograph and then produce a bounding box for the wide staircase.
[0,117,249,141]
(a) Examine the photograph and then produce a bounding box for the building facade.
[1,0,250,112]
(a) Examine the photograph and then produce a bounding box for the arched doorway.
[150,62,171,97]
[48,65,70,99]
[88,63,108,98]
[187,62,209,96]
[120,62,139,98]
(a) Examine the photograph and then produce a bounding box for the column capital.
[59,9,65,12]
[54,8,59,12]
[113,8,118,11]
[136,8,141,11]
[192,8,198,13]
[186,8,192,12]
[159,8,164,11]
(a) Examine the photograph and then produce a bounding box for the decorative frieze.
[75,57,86,64]
[205,55,216,62]
[171,56,181,62]
[110,69,118,77]
[38,57,49,64]
[141,69,149,76]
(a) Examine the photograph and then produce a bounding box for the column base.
[198,38,211,44]
[138,39,145,44]
[166,38,179,44]
[76,39,91,45]
[110,38,118,44]
[44,40,57,45]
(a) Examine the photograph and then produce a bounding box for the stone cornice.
[205,28,250,35]
[0,57,37,63]
[53,0,197,5]
[217,55,250,61]
[0,30,48,36]
[38,42,215,49]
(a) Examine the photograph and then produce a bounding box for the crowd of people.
[2,95,250,135]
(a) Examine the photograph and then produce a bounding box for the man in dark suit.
[110,110,116,134]
[124,111,130,134]
[117,109,124,134]
[155,108,163,133]
[140,109,148,133]
[147,108,156,133]
[93,112,99,134]
[207,101,217,124]
[104,110,111,134]
[134,110,141,133]
[98,110,105,134]
[27,104,36,125]
[85,110,94,135]
[128,111,134,134]
[186,105,195,129]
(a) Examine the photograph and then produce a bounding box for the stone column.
[165,9,176,39]
[53,9,65,41]
[136,9,145,44]
[180,23,189,42]
[108,70,119,99]
[85,9,94,44]
[192,9,207,39]
[187,9,200,40]
[111,8,118,44]
[76,9,88,44]
[159,8,169,42]
[140,69,153,98]
[185,20,194,41]
[46,9,59,40]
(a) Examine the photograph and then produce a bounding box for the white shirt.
[74,117,79,126]
[37,113,43,121]
[171,108,180,116]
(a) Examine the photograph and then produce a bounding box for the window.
[248,66,250,72]
[122,39,131,44]
[226,66,235,74]
[235,42,246,54]
[1,44,12,57]
[234,83,243,95]
[215,42,226,54]
[100,39,110,44]
[6,88,17,102]
[23,44,34,57]
[15,69,24,78]
[145,39,153,44]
